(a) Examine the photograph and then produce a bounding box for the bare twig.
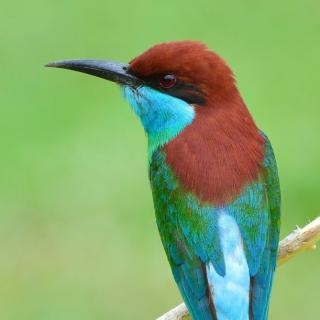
[277,217,320,265]
[156,216,320,320]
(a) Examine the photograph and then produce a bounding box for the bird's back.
[149,133,280,320]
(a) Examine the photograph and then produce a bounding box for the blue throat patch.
[122,86,195,160]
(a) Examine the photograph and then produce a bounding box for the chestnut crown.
[128,41,237,105]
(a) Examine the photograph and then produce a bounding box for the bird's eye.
[159,74,176,89]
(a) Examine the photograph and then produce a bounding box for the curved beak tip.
[45,61,66,68]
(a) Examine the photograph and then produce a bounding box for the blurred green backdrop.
[1,0,319,319]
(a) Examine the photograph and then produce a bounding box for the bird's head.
[47,41,264,204]
[47,41,243,158]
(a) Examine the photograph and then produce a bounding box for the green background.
[1,1,319,319]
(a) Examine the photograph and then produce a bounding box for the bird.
[47,41,281,320]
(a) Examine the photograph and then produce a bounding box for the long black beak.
[45,59,143,87]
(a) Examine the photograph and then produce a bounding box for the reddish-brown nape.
[130,41,265,206]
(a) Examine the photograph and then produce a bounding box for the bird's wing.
[151,151,223,319]
[249,134,281,319]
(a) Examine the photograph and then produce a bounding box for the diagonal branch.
[277,217,320,266]
[156,216,320,320]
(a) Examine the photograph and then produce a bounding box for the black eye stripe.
[157,79,205,105]
[128,71,206,105]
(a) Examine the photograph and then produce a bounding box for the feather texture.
[123,41,281,320]
[149,135,280,320]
